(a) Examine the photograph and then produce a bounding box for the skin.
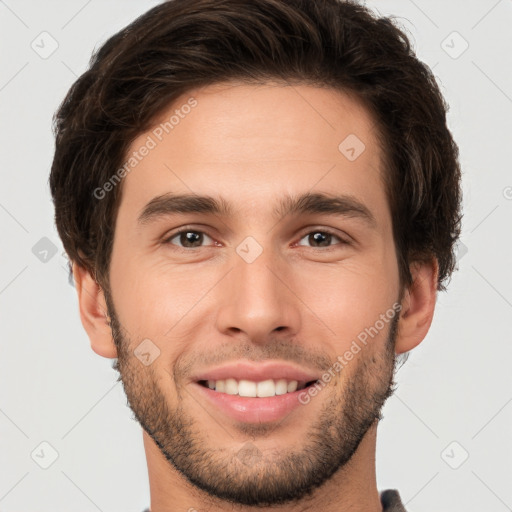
[73,82,438,512]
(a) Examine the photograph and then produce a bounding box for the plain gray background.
[1,1,511,511]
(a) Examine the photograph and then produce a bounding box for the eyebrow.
[137,191,376,228]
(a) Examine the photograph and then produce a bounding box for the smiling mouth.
[197,378,319,397]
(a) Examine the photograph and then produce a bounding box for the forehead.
[116,81,387,224]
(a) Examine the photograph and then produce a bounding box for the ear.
[72,263,118,358]
[395,258,438,354]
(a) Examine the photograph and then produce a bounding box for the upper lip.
[191,360,321,383]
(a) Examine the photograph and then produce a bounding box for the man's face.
[106,82,402,506]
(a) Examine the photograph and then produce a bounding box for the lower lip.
[193,382,313,423]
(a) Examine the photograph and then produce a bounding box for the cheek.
[110,257,218,343]
[292,257,399,348]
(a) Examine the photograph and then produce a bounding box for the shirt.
[141,488,407,511]
[380,489,407,511]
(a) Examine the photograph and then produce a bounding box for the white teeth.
[225,378,238,395]
[275,379,288,395]
[204,378,306,397]
[287,380,298,393]
[239,380,257,397]
[256,379,275,397]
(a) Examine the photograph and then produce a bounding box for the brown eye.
[296,230,347,248]
[166,230,214,248]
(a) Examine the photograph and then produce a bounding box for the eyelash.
[163,227,350,250]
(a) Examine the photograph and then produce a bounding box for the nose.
[215,244,301,344]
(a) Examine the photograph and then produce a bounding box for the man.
[49,0,462,510]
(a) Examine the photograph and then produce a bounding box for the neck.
[143,420,383,512]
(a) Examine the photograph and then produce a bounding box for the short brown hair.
[49,0,462,293]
